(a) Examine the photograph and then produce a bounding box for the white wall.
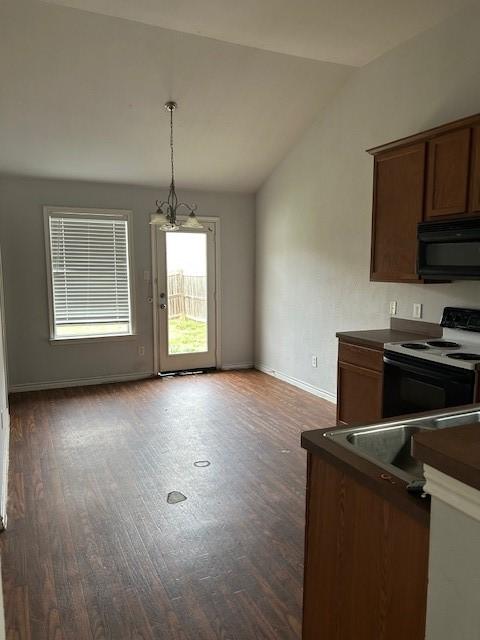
[255,3,480,399]
[425,496,480,640]
[0,176,255,388]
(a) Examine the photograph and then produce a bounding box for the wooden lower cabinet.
[302,454,429,640]
[337,340,383,425]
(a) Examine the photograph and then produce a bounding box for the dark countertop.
[336,328,438,349]
[413,424,480,492]
[302,404,480,523]
[301,420,430,525]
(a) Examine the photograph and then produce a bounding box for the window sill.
[49,333,137,345]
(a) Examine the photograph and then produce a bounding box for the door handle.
[159,303,167,310]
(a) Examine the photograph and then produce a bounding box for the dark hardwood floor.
[1,370,336,639]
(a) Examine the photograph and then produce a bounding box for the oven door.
[383,351,475,418]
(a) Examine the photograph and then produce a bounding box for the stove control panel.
[441,307,480,332]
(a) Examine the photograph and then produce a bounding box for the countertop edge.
[336,329,440,350]
[413,424,480,493]
[301,426,430,525]
[336,333,385,349]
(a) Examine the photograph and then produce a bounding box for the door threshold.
[158,367,217,377]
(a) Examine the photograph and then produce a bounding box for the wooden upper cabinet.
[425,127,471,219]
[370,143,425,282]
[469,125,480,213]
[368,113,480,284]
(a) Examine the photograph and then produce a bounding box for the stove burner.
[401,343,430,350]
[426,340,461,349]
[446,353,480,361]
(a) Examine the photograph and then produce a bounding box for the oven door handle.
[383,356,469,382]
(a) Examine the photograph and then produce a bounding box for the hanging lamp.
[150,101,202,231]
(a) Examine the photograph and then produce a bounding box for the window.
[45,208,134,340]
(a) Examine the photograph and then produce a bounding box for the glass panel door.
[155,223,217,373]
[166,232,208,355]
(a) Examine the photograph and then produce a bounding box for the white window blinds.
[47,212,132,338]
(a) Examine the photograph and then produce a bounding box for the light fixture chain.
[150,100,201,231]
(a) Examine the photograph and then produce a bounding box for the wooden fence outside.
[167,271,207,322]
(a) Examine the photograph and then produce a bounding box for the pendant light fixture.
[150,101,203,231]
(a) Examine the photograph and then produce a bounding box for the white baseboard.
[255,363,337,404]
[9,371,154,393]
[0,409,9,530]
[220,362,254,371]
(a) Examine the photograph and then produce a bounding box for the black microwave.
[417,217,480,280]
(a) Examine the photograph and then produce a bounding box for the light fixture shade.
[181,212,203,229]
[160,222,180,231]
[150,212,169,226]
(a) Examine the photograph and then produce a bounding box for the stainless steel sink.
[324,409,480,482]
[433,412,480,429]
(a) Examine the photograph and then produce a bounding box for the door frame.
[150,215,222,374]
[0,246,9,530]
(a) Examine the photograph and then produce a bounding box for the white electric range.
[384,329,480,371]
[383,307,480,417]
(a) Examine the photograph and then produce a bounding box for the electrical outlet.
[138,345,145,357]
[413,303,423,319]
[311,355,318,368]
[389,301,397,316]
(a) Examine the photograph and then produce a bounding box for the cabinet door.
[370,143,425,283]
[337,361,383,425]
[469,125,480,213]
[303,454,429,640]
[426,127,471,218]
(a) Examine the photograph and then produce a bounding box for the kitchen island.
[301,404,480,640]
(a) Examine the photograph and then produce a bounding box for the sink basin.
[346,425,431,480]
[433,412,480,429]
[324,409,480,482]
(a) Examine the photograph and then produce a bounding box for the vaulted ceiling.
[40,0,471,66]
[0,0,471,192]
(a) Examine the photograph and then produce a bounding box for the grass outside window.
[168,316,207,354]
